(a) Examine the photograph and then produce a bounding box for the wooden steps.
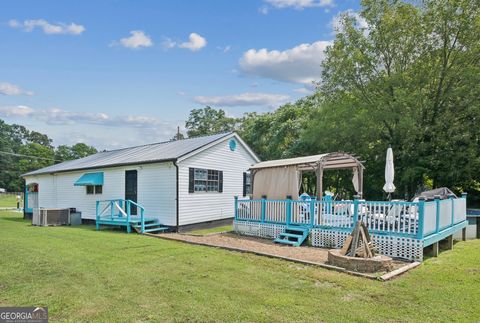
[131,218,169,234]
[274,226,310,247]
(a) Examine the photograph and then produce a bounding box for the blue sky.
[0,0,360,149]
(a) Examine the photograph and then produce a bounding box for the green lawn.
[0,194,18,207]
[1,211,479,322]
[186,225,233,235]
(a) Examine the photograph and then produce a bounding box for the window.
[86,185,94,195]
[189,168,223,193]
[86,185,103,195]
[243,172,252,197]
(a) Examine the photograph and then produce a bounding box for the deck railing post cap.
[462,192,468,197]
[434,195,441,200]
[353,194,360,200]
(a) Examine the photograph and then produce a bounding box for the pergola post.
[358,164,364,199]
[316,163,323,199]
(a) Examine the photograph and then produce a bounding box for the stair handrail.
[113,201,127,218]
[96,198,146,233]
[126,200,145,233]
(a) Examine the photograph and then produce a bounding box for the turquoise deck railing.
[234,194,467,240]
[96,199,145,233]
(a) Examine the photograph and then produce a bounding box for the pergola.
[250,152,365,200]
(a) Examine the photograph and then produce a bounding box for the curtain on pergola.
[250,152,365,199]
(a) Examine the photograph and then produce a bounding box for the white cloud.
[259,6,270,14]
[0,106,181,149]
[9,19,85,35]
[239,40,331,84]
[331,9,369,35]
[217,45,231,53]
[293,87,313,94]
[263,0,334,10]
[178,33,207,51]
[193,92,290,107]
[0,105,170,129]
[0,82,34,96]
[113,30,153,49]
[162,33,207,51]
[161,37,177,49]
[0,105,34,117]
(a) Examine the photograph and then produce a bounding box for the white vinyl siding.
[24,134,258,228]
[177,136,257,226]
[24,162,177,226]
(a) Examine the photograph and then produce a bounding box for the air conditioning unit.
[32,208,70,226]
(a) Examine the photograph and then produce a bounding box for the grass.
[1,210,479,322]
[0,194,18,207]
[186,225,233,235]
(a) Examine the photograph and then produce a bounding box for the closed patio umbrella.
[352,168,359,193]
[383,146,396,199]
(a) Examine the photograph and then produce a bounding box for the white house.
[23,132,259,231]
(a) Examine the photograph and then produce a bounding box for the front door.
[125,170,138,215]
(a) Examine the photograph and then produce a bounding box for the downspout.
[173,160,179,232]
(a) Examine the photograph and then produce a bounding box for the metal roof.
[250,152,364,171]
[23,132,233,176]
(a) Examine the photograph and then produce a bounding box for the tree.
[0,118,98,191]
[304,0,480,200]
[239,96,318,160]
[185,106,239,138]
[54,143,98,162]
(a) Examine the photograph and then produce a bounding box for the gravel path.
[151,232,330,264]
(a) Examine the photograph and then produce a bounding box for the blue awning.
[74,172,104,186]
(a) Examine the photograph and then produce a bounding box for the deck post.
[126,200,131,233]
[417,197,425,239]
[234,196,238,221]
[435,195,441,233]
[449,193,455,227]
[286,198,292,226]
[462,193,468,240]
[310,199,315,227]
[95,200,100,231]
[432,241,439,257]
[353,195,359,227]
[261,197,266,223]
[140,207,145,234]
[447,234,454,250]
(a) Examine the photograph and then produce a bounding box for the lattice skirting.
[233,222,424,261]
[310,229,424,261]
[233,221,286,239]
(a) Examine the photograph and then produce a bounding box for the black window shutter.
[242,172,247,197]
[188,168,195,193]
[218,171,223,193]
